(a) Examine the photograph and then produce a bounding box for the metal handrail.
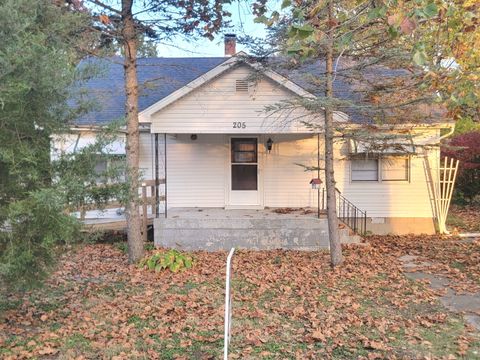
[321,188,367,235]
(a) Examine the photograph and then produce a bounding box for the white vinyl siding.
[52,128,440,220]
[150,65,319,134]
[263,134,319,208]
[163,134,320,209]
[166,134,226,208]
[340,148,437,218]
[161,133,437,218]
[139,132,156,180]
[50,132,125,160]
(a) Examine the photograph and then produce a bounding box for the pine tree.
[0,0,94,288]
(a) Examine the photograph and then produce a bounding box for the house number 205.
[233,122,246,129]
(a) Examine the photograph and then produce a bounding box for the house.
[52,35,455,250]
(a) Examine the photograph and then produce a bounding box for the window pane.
[232,165,257,190]
[109,155,126,182]
[351,159,378,181]
[352,170,378,181]
[231,138,257,163]
[351,159,378,171]
[94,160,107,175]
[233,151,256,163]
[235,143,256,152]
[382,157,408,181]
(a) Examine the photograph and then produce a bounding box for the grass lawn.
[1,236,479,359]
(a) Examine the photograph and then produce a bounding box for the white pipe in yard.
[224,247,235,360]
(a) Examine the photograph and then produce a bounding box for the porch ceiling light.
[266,138,273,153]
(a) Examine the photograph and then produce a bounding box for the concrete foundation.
[366,217,436,235]
[154,208,360,251]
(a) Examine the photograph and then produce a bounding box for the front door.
[228,137,262,207]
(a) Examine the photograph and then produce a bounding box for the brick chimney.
[224,34,236,56]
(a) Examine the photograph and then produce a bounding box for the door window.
[231,138,258,191]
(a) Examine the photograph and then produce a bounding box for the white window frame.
[94,154,127,184]
[381,156,410,182]
[350,156,411,183]
[350,158,379,182]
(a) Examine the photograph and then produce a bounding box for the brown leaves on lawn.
[369,234,480,293]
[448,205,480,233]
[0,236,479,359]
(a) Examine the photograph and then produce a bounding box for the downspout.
[317,133,320,219]
[154,133,159,218]
[73,133,81,153]
[164,133,167,219]
[437,123,456,234]
[438,123,455,142]
[423,123,455,233]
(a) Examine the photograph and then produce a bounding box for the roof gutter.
[438,123,455,141]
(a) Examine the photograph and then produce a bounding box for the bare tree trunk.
[325,0,343,267]
[122,0,144,263]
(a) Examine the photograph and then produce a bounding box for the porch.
[154,207,360,251]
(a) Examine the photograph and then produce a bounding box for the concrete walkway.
[399,255,480,330]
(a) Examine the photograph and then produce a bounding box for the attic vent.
[235,79,249,92]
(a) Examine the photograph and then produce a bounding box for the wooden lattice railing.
[71,179,165,240]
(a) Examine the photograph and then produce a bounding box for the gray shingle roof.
[74,56,227,125]
[73,56,445,126]
[271,58,412,124]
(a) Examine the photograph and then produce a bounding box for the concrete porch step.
[154,215,361,251]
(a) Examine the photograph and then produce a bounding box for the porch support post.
[317,132,320,219]
[164,133,167,219]
[154,133,160,218]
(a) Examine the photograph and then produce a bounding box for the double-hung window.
[351,159,379,181]
[381,157,409,181]
[351,156,410,182]
[94,154,126,183]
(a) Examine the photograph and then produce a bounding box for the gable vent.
[235,79,249,92]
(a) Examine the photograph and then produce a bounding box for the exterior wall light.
[190,134,197,141]
[266,138,273,153]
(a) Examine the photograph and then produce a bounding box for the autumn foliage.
[1,236,479,359]
[442,131,480,203]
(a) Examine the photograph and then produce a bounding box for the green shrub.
[140,249,193,273]
[0,189,80,290]
[442,131,480,204]
[144,243,155,251]
[115,242,128,254]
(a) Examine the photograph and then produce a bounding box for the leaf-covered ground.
[447,205,480,233]
[1,236,479,359]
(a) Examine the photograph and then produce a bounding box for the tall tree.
[122,0,143,263]
[82,0,231,263]
[253,0,478,267]
[323,0,342,266]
